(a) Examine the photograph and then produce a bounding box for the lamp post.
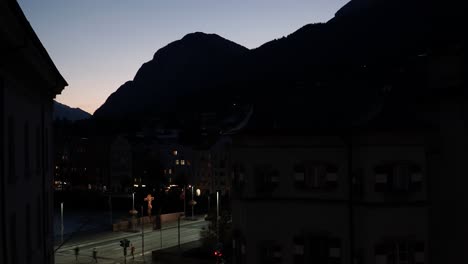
[141,205,144,258]
[216,191,220,241]
[60,202,64,244]
[183,186,186,217]
[129,192,138,232]
[191,185,194,219]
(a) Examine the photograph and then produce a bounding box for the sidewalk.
[56,215,206,251]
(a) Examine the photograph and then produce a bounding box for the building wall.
[1,73,55,264]
[231,133,429,264]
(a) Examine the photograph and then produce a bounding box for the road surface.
[55,218,208,264]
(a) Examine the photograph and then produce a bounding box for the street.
[55,218,208,264]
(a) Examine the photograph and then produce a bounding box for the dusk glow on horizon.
[18,0,349,114]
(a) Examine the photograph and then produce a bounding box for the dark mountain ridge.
[94,32,248,119]
[93,0,461,132]
[53,101,91,121]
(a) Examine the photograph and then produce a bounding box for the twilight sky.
[18,0,349,114]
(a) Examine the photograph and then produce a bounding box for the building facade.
[231,131,429,264]
[0,1,67,264]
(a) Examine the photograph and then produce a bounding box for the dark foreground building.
[0,1,67,264]
[229,23,465,264]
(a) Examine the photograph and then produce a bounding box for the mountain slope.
[53,101,91,121]
[93,32,248,119]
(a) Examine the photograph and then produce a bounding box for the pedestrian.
[92,247,98,263]
[130,243,135,259]
[74,245,80,262]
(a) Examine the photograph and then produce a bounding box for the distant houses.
[0,1,68,263]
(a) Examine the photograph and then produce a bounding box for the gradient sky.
[18,0,349,114]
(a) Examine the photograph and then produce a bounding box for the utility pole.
[183,186,186,216]
[191,185,194,219]
[160,221,163,249]
[178,216,181,251]
[216,191,220,242]
[60,202,64,244]
[141,205,144,259]
[109,194,113,226]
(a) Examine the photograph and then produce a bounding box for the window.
[294,162,338,190]
[172,150,178,156]
[374,162,423,193]
[254,165,279,194]
[175,160,180,165]
[293,237,305,264]
[375,240,425,264]
[293,235,341,264]
[308,236,330,263]
[232,164,246,194]
[181,160,185,165]
[7,116,15,184]
[258,242,282,264]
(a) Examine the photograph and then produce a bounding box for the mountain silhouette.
[93,32,248,120]
[93,0,455,131]
[53,101,91,121]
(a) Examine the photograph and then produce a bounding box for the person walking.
[74,245,80,262]
[92,247,98,263]
[130,243,135,260]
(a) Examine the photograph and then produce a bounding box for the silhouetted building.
[231,123,431,264]
[0,1,67,264]
[192,136,232,195]
[109,135,133,192]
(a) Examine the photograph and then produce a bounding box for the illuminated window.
[181,160,185,165]
[172,150,178,156]
[168,169,172,175]
[175,160,180,165]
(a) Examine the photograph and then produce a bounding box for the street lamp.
[217,191,220,241]
[191,185,194,219]
[61,202,64,244]
[129,192,138,232]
